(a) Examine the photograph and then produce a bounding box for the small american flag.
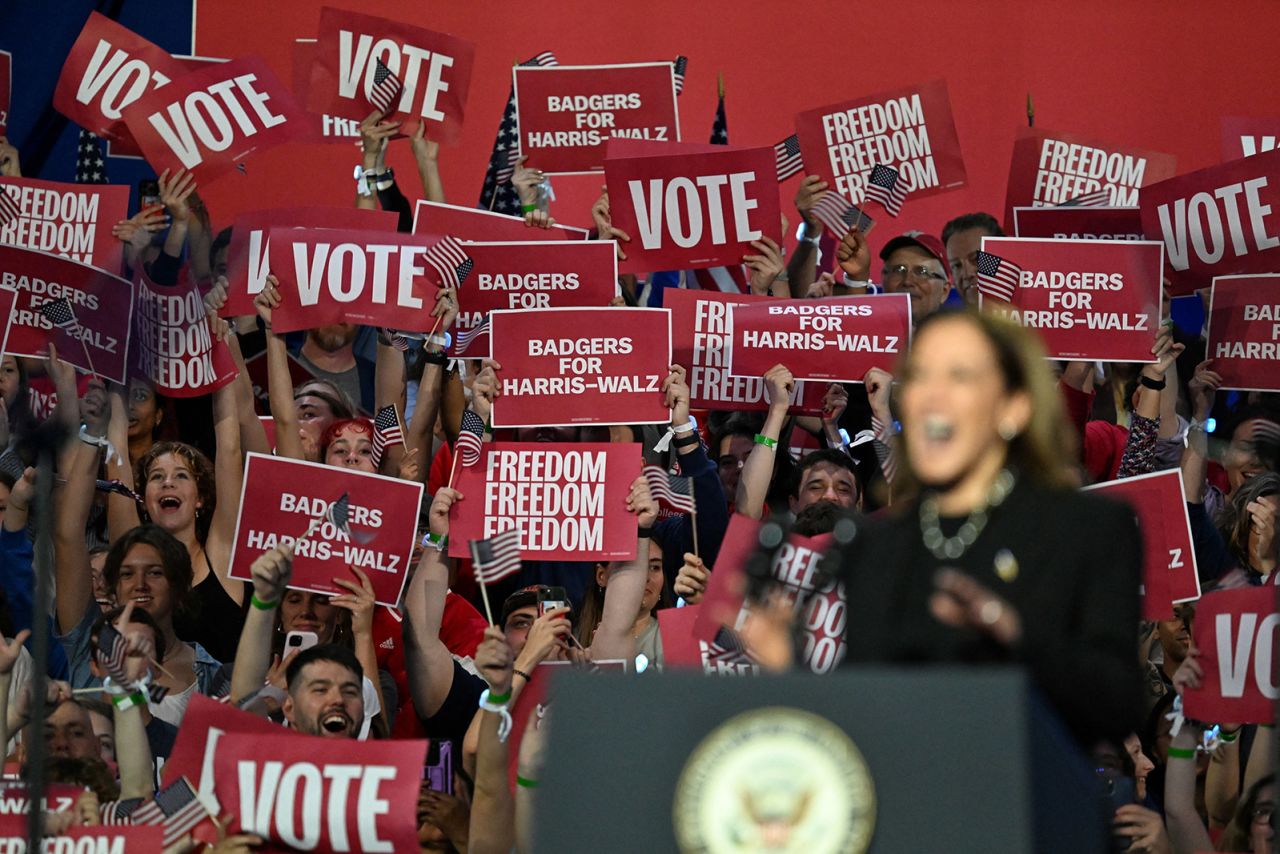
[470,527,522,585]
[146,679,169,704]
[371,405,404,468]
[41,297,82,333]
[773,134,803,182]
[325,492,351,535]
[368,58,404,116]
[975,251,1023,302]
[865,164,907,216]
[672,55,688,95]
[456,409,486,467]
[644,464,695,514]
[810,191,873,240]
[424,236,473,289]
[0,187,19,229]
[1058,188,1112,207]
[99,797,144,825]
[382,327,412,352]
[453,316,490,356]
[94,624,129,684]
[497,51,560,183]
[131,778,208,846]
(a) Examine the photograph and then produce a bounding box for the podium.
[535,668,1106,853]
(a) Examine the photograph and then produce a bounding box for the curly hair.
[135,441,217,543]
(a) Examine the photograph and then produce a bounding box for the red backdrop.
[192,0,1280,260]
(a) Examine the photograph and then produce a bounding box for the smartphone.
[537,586,569,617]
[284,631,319,653]
[1098,774,1136,853]
[138,179,160,210]
[422,740,453,795]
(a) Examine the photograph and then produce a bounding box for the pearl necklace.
[919,469,1016,561]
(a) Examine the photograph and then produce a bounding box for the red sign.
[514,63,680,174]
[1183,587,1277,725]
[1206,274,1280,392]
[229,453,423,607]
[0,782,88,814]
[657,604,758,676]
[244,349,317,417]
[490,307,672,427]
[0,245,134,383]
[1139,148,1280,295]
[132,266,238,397]
[0,820,161,850]
[1012,206,1145,241]
[122,55,308,183]
[293,39,364,145]
[448,442,642,562]
[695,514,845,674]
[53,12,185,142]
[213,730,427,853]
[665,289,826,414]
[1221,117,1280,161]
[0,50,10,136]
[451,240,618,359]
[1083,470,1200,620]
[412,200,590,242]
[267,228,452,335]
[104,54,233,159]
[1004,128,1177,229]
[307,7,475,144]
[794,79,966,204]
[727,294,910,383]
[162,694,283,789]
[604,142,782,274]
[0,178,130,273]
[221,206,398,317]
[978,236,1164,362]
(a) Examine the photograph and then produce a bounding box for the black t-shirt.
[421,659,485,744]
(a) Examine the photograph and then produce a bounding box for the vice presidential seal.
[673,707,876,853]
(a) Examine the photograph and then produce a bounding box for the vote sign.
[412,200,590,242]
[267,228,454,334]
[514,63,680,174]
[978,237,1164,362]
[1221,117,1280,161]
[1206,274,1280,392]
[727,294,911,383]
[214,730,427,854]
[308,6,475,144]
[1083,469,1200,620]
[452,241,619,359]
[448,442,642,562]
[1012,206,1145,242]
[1140,148,1280,295]
[604,143,782,273]
[229,453,423,607]
[490,307,672,427]
[1183,586,1278,725]
[0,177,129,273]
[123,55,308,182]
[221,206,398,317]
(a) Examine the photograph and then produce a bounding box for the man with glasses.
[876,231,953,325]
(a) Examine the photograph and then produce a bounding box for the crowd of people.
[0,34,1277,854]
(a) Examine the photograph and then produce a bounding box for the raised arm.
[1164,722,1213,854]
[204,350,246,605]
[104,387,140,542]
[255,276,305,461]
[786,176,827,299]
[113,603,157,800]
[1180,360,1221,503]
[356,112,400,211]
[54,444,99,634]
[206,277,269,457]
[736,365,792,519]
[588,477,657,662]
[1118,327,1183,479]
[410,124,445,203]
[0,631,31,755]
[468,627,516,854]
[402,489,461,718]
[229,543,294,705]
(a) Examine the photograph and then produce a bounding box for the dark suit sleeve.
[654,439,729,580]
[1014,497,1144,744]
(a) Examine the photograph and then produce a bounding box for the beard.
[308,325,357,353]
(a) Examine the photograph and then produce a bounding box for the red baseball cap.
[878,231,951,283]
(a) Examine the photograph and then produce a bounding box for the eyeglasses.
[882,264,946,284]
[1253,802,1274,824]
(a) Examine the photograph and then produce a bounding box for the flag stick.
[717,72,724,99]
[476,579,495,626]
[445,442,462,490]
[75,335,99,381]
[1026,93,1035,128]
[690,500,700,560]
[71,687,104,695]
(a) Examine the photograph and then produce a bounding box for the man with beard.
[295,323,373,414]
[282,644,365,739]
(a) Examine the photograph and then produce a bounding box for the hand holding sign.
[627,474,659,529]
[591,184,631,261]
[157,167,197,225]
[744,237,784,295]
[330,566,377,638]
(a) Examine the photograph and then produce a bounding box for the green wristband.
[1166,745,1196,760]
[521,203,537,214]
[110,691,146,711]
[516,774,540,789]
[250,594,278,611]
[487,689,512,705]
[753,434,777,449]
[1220,729,1240,743]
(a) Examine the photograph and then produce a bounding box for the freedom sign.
[0,245,134,383]
[412,200,590,242]
[490,307,671,427]
[1139,148,1280,295]
[448,442,642,562]
[52,12,185,142]
[1221,117,1280,161]
[695,513,846,674]
[514,63,680,174]
[793,79,966,204]
[122,55,308,183]
[1012,206,1145,241]
[1083,469,1200,620]
[213,730,428,854]
[221,206,398,317]
[1183,587,1278,725]
[0,178,129,273]
[267,228,455,335]
[604,142,782,273]
[229,453,423,607]
[0,820,162,851]
[307,6,476,144]
[1206,274,1280,392]
[132,266,238,397]
[727,294,911,383]
[1004,128,1177,229]
[978,237,1164,362]
[664,288,826,414]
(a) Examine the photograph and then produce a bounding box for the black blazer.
[831,480,1143,746]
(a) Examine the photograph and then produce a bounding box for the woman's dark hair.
[135,441,217,543]
[44,755,119,802]
[575,554,672,648]
[1217,472,1280,573]
[90,604,169,664]
[1217,772,1274,851]
[3,357,38,444]
[101,525,194,620]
